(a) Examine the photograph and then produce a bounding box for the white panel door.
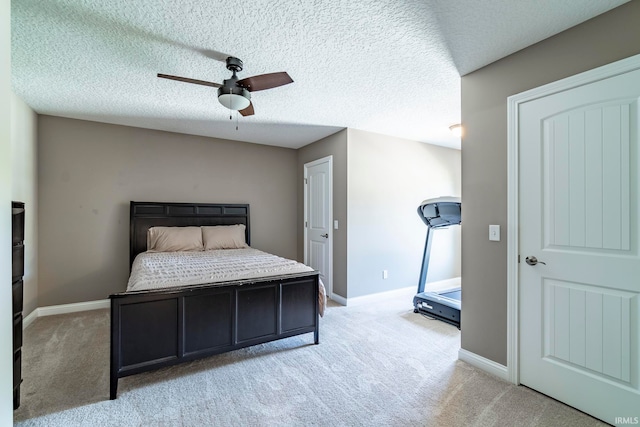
[305,157,333,297]
[519,67,640,424]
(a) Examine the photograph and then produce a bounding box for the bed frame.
[109,202,320,399]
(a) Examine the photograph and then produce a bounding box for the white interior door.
[519,66,640,424]
[304,156,333,297]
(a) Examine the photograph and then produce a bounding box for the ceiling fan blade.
[237,72,293,92]
[157,73,222,88]
[239,102,255,117]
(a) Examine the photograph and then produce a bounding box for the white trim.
[329,293,347,306]
[507,54,640,105]
[303,155,334,298]
[506,53,640,386]
[22,309,38,329]
[458,348,509,382]
[22,299,110,329]
[330,286,414,307]
[38,299,110,317]
[346,286,414,307]
[506,90,520,385]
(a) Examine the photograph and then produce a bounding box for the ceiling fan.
[158,57,293,117]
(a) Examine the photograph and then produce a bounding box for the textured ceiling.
[11,0,628,150]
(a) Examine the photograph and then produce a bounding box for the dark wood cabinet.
[12,201,24,410]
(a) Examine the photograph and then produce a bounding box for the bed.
[109,202,321,399]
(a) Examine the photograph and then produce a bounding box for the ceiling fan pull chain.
[236,110,239,131]
[229,87,233,120]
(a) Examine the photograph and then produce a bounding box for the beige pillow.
[147,226,204,252]
[202,224,248,250]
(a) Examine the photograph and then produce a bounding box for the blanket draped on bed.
[128,248,326,316]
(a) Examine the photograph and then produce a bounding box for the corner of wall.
[10,93,39,315]
[460,1,640,367]
[345,129,461,299]
[1,0,16,421]
[296,129,349,298]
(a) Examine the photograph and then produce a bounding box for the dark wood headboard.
[129,201,250,267]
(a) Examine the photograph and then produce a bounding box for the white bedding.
[127,248,326,315]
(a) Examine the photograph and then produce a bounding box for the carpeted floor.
[14,289,606,426]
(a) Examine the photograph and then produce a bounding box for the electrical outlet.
[383,270,388,279]
[489,225,500,241]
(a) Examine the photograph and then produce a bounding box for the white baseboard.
[458,348,509,381]
[329,286,415,307]
[330,293,348,305]
[22,309,39,329]
[347,286,414,307]
[22,299,110,329]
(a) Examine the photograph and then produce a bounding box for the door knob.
[321,233,329,238]
[525,256,546,266]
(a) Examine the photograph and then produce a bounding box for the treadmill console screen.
[419,201,461,228]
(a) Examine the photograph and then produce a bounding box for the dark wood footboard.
[110,272,319,399]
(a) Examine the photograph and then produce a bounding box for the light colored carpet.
[14,289,606,427]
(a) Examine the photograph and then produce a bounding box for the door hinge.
[304,178,308,184]
[305,221,308,228]
[518,254,520,263]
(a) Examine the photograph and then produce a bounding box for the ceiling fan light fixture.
[158,57,291,118]
[217,87,251,111]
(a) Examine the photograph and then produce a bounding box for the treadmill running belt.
[439,290,461,301]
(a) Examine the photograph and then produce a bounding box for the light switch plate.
[489,225,500,241]
[334,220,339,230]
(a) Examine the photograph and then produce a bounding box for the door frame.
[506,53,640,385]
[303,155,334,298]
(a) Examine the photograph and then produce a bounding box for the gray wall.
[296,128,461,300]
[38,116,299,307]
[347,129,461,298]
[297,129,348,298]
[11,94,38,315]
[1,0,14,421]
[461,1,640,365]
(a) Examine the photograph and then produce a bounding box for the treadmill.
[413,197,462,329]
